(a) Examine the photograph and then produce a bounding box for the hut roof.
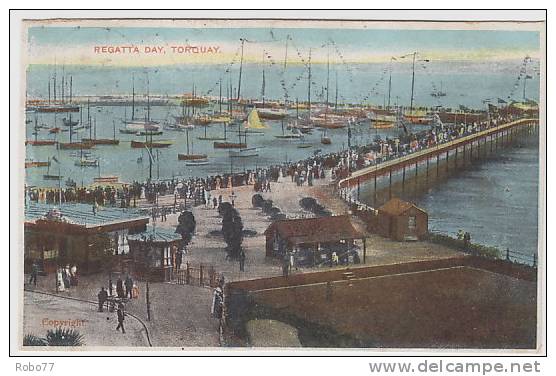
[127,225,182,243]
[265,215,362,245]
[378,198,426,216]
[25,202,149,229]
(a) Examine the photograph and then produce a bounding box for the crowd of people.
[25,111,525,209]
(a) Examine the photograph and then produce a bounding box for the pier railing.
[338,117,539,189]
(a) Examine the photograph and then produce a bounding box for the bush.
[23,334,47,346]
[221,203,244,260]
[175,211,196,247]
[243,229,258,237]
[300,197,331,217]
[261,200,274,214]
[270,212,287,221]
[299,197,317,211]
[45,328,84,346]
[252,194,264,208]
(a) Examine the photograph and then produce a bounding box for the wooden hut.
[127,226,182,282]
[264,215,363,266]
[377,198,428,241]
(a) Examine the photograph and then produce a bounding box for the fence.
[172,262,222,288]
[428,230,537,268]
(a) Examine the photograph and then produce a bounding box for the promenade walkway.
[339,117,538,188]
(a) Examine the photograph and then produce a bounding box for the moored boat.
[58,141,95,150]
[25,160,50,168]
[130,140,172,148]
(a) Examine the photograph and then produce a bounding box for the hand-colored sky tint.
[27,26,541,66]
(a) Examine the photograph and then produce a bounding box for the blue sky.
[27,26,541,66]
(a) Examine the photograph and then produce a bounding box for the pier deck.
[338,117,539,189]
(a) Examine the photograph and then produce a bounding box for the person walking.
[116,277,124,298]
[211,286,224,319]
[97,287,108,312]
[124,275,133,299]
[238,249,246,272]
[463,232,471,253]
[29,261,38,287]
[115,303,126,334]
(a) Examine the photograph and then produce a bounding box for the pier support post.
[357,178,360,201]
[373,174,377,207]
[436,154,440,176]
[363,238,367,264]
[463,144,466,167]
[388,169,392,200]
[446,150,449,173]
[496,132,498,151]
[490,134,493,153]
[426,157,429,179]
[455,147,458,168]
[402,166,406,192]
[470,141,473,163]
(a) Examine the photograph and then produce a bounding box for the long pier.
[338,117,539,191]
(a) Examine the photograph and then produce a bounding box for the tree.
[175,211,196,249]
[220,203,244,260]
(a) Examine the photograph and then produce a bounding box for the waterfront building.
[127,226,182,282]
[264,215,363,265]
[24,202,149,274]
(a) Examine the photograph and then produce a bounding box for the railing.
[338,117,539,188]
[428,230,537,268]
[172,262,222,288]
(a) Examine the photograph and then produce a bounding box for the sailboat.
[227,110,263,157]
[57,112,95,150]
[82,119,120,145]
[121,73,160,132]
[275,119,303,139]
[242,108,267,136]
[43,157,63,180]
[320,128,331,145]
[431,81,447,97]
[178,128,208,161]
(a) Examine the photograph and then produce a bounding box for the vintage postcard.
[11,11,545,353]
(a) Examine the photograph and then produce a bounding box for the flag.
[51,156,59,164]
[525,75,533,79]
[497,98,507,104]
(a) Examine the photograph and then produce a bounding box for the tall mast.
[146,73,150,122]
[261,51,266,109]
[69,76,73,103]
[335,71,338,109]
[410,52,416,114]
[284,36,288,70]
[307,48,312,126]
[237,38,245,101]
[325,45,330,122]
[219,78,223,113]
[131,73,135,121]
[387,58,393,110]
[88,98,92,139]
[48,80,51,104]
